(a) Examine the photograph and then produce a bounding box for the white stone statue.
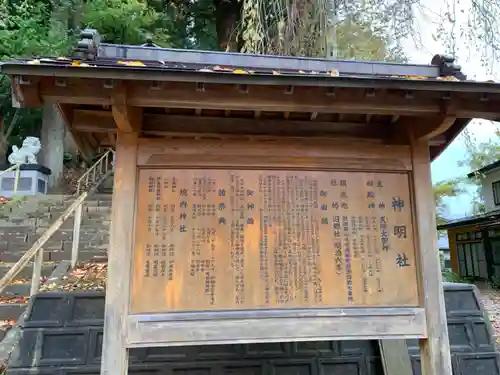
[8,136,42,165]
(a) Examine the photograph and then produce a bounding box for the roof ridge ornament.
[141,35,159,48]
[73,28,102,61]
[431,54,466,80]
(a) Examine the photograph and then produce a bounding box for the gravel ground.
[475,281,500,349]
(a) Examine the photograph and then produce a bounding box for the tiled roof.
[437,209,500,230]
[467,159,500,178]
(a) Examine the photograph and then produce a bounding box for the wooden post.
[100,131,138,375]
[13,166,20,195]
[410,138,452,375]
[71,204,83,268]
[30,248,43,296]
[378,340,413,375]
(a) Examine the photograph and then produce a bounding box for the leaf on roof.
[233,69,250,74]
[117,60,146,67]
[437,76,460,81]
[71,61,91,67]
[406,75,427,80]
[328,70,340,77]
[213,66,233,71]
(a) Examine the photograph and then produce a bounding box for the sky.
[401,2,499,219]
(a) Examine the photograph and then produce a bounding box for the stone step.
[0,237,110,254]
[0,263,56,279]
[0,242,110,257]
[2,283,31,298]
[47,250,107,263]
[0,249,107,263]
[0,303,26,320]
[0,212,111,228]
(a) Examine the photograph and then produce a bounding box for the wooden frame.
[126,307,427,347]
[0,61,467,374]
[99,133,450,375]
[111,125,450,374]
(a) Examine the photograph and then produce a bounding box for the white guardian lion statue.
[8,137,42,165]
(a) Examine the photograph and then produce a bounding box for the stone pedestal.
[0,164,51,197]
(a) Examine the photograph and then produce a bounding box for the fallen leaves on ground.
[0,320,15,329]
[476,283,500,349]
[9,279,28,285]
[40,262,107,293]
[0,297,28,304]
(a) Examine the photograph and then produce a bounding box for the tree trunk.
[0,139,8,165]
[214,0,241,51]
[0,117,9,164]
[40,104,65,189]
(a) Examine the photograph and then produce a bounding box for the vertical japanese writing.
[343,215,353,303]
[380,216,389,252]
[372,216,383,292]
[135,170,418,312]
[333,215,342,275]
[230,174,246,305]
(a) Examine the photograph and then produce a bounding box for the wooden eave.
[437,209,500,231]
[4,62,500,160]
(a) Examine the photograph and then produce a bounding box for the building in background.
[438,160,500,283]
[438,234,451,271]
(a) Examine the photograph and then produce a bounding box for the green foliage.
[238,0,407,61]
[81,0,169,46]
[459,127,500,214]
[442,270,473,284]
[0,1,73,59]
[461,128,500,172]
[433,178,464,225]
[336,18,407,62]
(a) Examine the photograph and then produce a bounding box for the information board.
[130,170,418,313]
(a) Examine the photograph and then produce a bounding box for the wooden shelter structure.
[3,29,500,375]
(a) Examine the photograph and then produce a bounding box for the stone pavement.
[476,281,500,350]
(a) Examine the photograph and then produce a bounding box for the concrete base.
[0,164,52,197]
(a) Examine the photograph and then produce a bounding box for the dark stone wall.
[6,283,500,374]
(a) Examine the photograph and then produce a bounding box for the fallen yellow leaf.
[117,60,146,67]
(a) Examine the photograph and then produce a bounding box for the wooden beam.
[410,135,453,375]
[55,104,93,164]
[101,130,138,375]
[412,116,456,141]
[389,116,455,146]
[379,340,413,375]
[136,137,413,171]
[72,109,395,140]
[11,77,41,108]
[35,78,500,119]
[108,132,117,147]
[111,81,142,133]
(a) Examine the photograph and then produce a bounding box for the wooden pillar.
[411,139,452,375]
[101,130,138,375]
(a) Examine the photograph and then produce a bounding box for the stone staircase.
[0,194,112,340]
